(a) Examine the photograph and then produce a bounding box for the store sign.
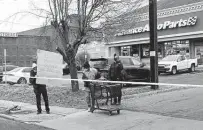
[0,32,18,37]
[115,16,198,36]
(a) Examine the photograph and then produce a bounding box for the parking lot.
[159,70,203,85]
[1,67,202,88]
[60,68,203,88]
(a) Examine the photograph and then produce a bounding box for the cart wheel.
[117,110,120,114]
[109,111,112,116]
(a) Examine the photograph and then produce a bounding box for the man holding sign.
[30,57,50,114]
[30,49,63,114]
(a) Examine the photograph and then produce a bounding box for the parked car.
[0,65,19,82]
[2,67,32,84]
[89,56,150,83]
[63,63,82,75]
[158,55,198,75]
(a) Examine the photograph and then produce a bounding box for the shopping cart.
[90,83,122,116]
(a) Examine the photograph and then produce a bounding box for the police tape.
[0,74,203,88]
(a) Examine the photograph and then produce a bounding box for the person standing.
[30,59,50,114]
[108,54,123,105]
[82,61,98,112]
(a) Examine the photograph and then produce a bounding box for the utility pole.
[149,0,159,89]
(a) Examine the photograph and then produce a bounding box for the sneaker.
[37,111,42,114]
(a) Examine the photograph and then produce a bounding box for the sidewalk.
[1,99,203,130]
[0,100,85,124]
[39,110,203,130]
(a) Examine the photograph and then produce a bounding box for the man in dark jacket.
[30,61,50,114]
[108,54,123,104]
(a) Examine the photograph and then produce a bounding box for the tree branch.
[56,47,69,63]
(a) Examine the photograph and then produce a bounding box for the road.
[122,87,203,121]
[60,71,203,88]
[0,117,53,130]
[159,71,203,85]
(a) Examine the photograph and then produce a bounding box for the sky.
[0,0,49,33]
[0,0,151,33]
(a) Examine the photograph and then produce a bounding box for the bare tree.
[7,0,143,92]
[46,0,136,92]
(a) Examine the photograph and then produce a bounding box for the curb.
[122,86,194,100]
[0,107,86,124]
[0,113,17,121]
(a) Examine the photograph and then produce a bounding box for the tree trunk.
[66,51,79,92]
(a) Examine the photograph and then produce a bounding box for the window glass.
[131,58,141,65]
[181,56,186,60]
[9,67,21,72]
[22,68,32,73]
[120,58,133,65]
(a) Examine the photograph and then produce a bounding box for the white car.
[158,55,198,75]
[2,67,32,84]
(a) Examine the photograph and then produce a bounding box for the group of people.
[29,53,123,114]
[82,54,124,111]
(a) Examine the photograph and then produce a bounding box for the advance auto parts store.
[108,1,203,65]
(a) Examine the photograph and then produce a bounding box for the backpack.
[30,67,37,85]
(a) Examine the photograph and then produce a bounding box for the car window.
[162,55,179,61]
[181,56,186,61]
[120,58,133,65]
[9,68,21,73]
[7,66,18,71]
[90,59,108,69]
[108,58,114,65]
[131,58,141,66]
[22,68,32,73]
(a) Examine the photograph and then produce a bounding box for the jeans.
[84,87,91,107]
[34,84,50,112]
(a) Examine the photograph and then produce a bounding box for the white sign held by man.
[36,49,63,87]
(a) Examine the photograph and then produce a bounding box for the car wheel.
[189,64,195,72]
[171,66,177,75]
[18,78,27,84]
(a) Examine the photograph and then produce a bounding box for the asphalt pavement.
[0,117,53,130]
[122,87,203,121]
[159,70,203,85]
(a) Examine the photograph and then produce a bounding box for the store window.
[142,44,150,58]
[164,40,189,57]
[131,45,139,58]
[121,46,131,56]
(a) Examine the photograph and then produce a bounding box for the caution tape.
[0,74,203,88]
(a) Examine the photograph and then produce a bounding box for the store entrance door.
[195,46,203,65]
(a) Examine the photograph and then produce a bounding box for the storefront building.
[107,0,203,64]
[0,32,51,67]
